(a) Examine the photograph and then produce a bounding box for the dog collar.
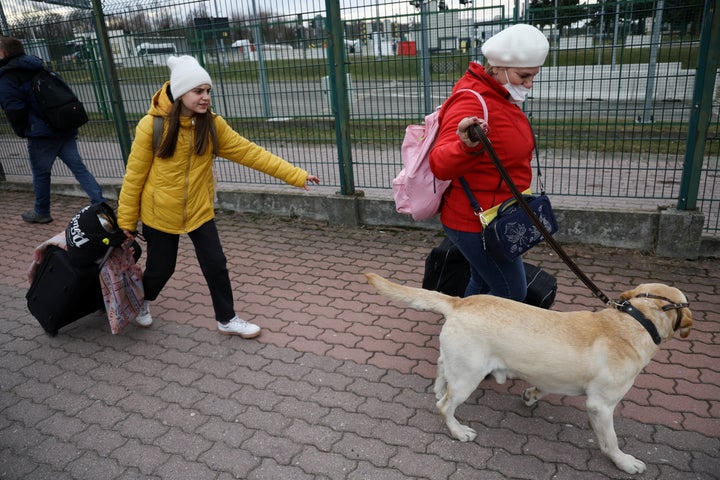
[617,301,662,345]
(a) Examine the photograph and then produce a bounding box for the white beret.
[167,55,212,99]
[481,24,549,68]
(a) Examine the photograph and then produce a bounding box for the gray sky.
[3,0,520,29]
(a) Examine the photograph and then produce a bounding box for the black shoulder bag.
[460,128,558,263]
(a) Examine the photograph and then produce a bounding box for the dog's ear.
[659,286,693,339]
[676,307,693,338]
[668,287,693,339]
[618,286,640,302]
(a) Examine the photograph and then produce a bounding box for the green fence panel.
[0,0,717,234]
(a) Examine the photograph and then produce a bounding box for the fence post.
[678,0,719,211]
[636,0,663,124]
[420,1,432,114]
[325,0,355,196]
[91,0,132,163]
[0,1,9,36]
[251,0,273,119]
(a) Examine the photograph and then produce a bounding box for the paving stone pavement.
[0,189,718,480]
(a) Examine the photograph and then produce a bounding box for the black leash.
[468,124,612,306]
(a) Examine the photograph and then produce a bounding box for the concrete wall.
[212,188,714,260]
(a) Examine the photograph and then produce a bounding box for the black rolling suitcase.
[422,236,557,309]
[523,262,557,309]
[422,237,470,297]
[26,245,104,336]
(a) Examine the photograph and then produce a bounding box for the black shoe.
[21,211,53,224]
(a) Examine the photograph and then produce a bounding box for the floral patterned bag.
[99,240,144,334]
[483,194,558,262]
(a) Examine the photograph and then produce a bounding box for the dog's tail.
[364,272,456,316]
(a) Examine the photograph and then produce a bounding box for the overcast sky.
[3,0,520,16]
[3,0,521,27]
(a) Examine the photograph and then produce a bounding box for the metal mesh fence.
[1,0,717,233]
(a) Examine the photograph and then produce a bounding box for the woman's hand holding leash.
[457,117,489,148]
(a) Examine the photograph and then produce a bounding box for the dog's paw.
[614,453,647,474]
[451,424,477,442]
[433,382,446,401]
[522,387,541,406]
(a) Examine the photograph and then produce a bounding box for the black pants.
[142,220,234,323]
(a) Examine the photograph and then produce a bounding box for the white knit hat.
[481,24,549,68]
[167,55,212,99]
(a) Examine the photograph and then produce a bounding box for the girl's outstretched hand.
[304,175,321,190]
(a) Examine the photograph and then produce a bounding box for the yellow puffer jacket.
[117,82,308,234]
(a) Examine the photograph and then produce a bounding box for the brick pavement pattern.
[1,190,718,480]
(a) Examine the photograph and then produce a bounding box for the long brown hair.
[156,88,215,158]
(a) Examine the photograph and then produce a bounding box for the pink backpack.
[392,89,487,221]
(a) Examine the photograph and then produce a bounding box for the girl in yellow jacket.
[117,55,320,338]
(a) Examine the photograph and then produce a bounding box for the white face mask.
[503,70,531,104]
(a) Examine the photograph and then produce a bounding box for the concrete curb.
[1,181,717,259]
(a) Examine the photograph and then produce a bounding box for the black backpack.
[31,68,88,132]
[65,202,126,267]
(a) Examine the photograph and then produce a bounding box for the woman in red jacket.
[429,24,549,300]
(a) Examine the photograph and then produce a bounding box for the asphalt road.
[76,78,693,124]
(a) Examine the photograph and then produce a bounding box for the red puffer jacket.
[429,62,534,233]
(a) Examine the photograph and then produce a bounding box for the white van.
[230,39,256,60]
[135,42,177,65]
[230,39,255,52]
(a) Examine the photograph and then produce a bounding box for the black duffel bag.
[422,236,557,309]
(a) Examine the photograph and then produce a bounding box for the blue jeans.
[443,225,527,301]
[27,136,105,214]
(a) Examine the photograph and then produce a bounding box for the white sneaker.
[135,300,153,327]
[217,316,261,338]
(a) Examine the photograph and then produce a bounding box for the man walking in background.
[0,36,105,224]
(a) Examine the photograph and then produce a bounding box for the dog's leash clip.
[472,208,489,251]
[473,208,489,229]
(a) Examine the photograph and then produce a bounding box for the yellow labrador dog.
[365,273,693,474]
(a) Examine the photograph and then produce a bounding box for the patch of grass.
[46,115,715,157]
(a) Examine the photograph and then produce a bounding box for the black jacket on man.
[0,53,65,138]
